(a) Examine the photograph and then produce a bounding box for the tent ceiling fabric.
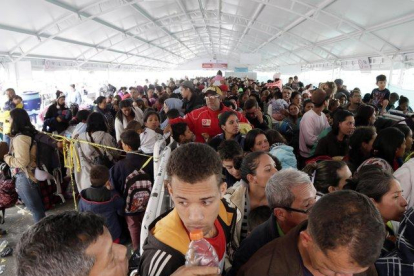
[1,0,414,70]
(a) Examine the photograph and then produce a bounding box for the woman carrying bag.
[4,109,45,223]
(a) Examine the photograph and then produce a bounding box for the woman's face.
[163,103,169,113]
[113,104,119,112]
[374,179,407,222]
[362,133,377,155]
[395,139,407,158]
[222,114,239,136]
[292,94,302,106]
[251,134,270,152]
[339,116,355,136]
[289,105,300,116]
[230,99,238,110]
[145,114,160,130]
[369,112,376,126]
[332,165,352,192]
[250,154,277,188]
[121,107,131,117]
[406,130,413,152]
[99,101,107,110]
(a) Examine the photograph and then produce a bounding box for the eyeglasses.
[277,206,313,214]
[205,95,220,100]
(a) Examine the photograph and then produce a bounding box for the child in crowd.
[12,95,23,109]
[126,120,143,135]
[247,206,272,235]
[78,165,124,243]
[139,111,162,154]
[110,129,154,250]
[371,74,390,114]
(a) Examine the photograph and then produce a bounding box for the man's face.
[304,241,369,276]
[180,126,195,143]
[245,106,258,119]
[86,227,128,276]
[351,92,362,104]
[276,183,316,232]
[205,94,221,111]
[168,175,227,238]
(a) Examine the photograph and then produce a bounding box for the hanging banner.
[202,63,228,69]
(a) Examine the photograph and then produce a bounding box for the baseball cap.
[204,86,223,97]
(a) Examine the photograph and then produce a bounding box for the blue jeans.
[15,173,46,223]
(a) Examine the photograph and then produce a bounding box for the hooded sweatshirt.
[74,131,118,191]
[160,98,184,129]
[269,143,297,169]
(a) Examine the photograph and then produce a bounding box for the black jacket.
[228,215,280,276]
[43,103,72,133]
[183,93,204,114]
[314,131,349,158]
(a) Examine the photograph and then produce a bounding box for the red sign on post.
[202,63,228,69]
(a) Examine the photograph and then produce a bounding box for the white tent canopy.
[1,0,414,72]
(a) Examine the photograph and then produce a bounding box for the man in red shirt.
[169,86,249,143]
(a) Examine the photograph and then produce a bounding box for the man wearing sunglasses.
[169,86,249,143]
[228,169,316,276]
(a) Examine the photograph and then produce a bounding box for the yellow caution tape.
[40,132,153,210]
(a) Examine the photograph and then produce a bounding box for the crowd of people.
[2,70,414,276]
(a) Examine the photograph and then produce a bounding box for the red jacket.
[170,104,249,143]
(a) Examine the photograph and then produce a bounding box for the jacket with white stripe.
[139,199,237,276]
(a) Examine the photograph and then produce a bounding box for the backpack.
[0,163,18,224]
[124,169,152,214]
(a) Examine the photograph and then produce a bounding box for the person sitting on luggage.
[78,165,124,243]
[110,129,153,251]
[139,143,238,276]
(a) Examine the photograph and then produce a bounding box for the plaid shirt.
[376,207,414,276]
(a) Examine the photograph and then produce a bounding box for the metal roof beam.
[129,2,197,57]
[228,3,265,55]
[44,0,184,60]
[175,0,212,58]
[0,24,174,65]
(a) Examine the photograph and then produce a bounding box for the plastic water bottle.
[185,229,219,267]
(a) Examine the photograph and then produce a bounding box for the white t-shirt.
[299,109,330,158]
